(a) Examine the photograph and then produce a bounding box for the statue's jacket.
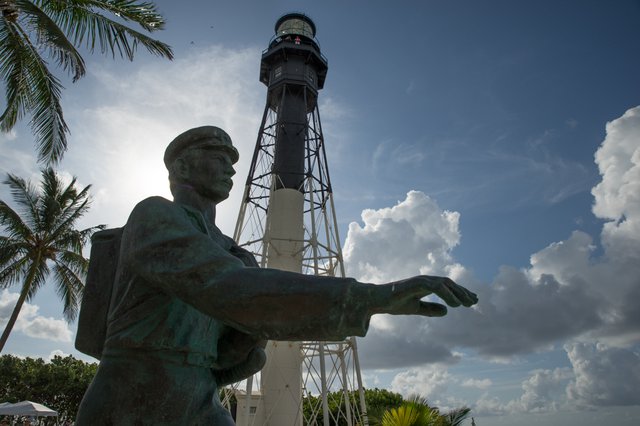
[103,196,370,369]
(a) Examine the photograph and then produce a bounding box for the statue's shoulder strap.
[75,227,124,360]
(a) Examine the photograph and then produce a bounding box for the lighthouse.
[233,13,368,426]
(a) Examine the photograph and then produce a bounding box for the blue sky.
[1,1,640,425]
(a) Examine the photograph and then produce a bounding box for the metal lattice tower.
[231,13,369,426]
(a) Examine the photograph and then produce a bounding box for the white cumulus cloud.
[591,106,640,224]
[346,106,640,410]
[472,366,573,415]
[344,190,463,284]
[506,368,573,413]
[476,342,640,415]
[0,290,72,342]
[566,342,640,407]
[390,365,451,400]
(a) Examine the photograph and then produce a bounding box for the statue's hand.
[213,327,266,386]
[213,346,266,387]
[370,276,478,317]
[216,327,266,370]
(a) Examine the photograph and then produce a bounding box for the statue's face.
[183,144,236,203]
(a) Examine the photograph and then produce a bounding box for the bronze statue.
[75,126,478,425]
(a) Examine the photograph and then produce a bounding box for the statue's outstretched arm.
[125,197,477,343]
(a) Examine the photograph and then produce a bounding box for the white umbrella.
[0,401,58,416]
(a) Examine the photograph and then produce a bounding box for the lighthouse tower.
[232,13,368,426]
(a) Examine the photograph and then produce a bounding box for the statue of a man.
[76,126,478,425]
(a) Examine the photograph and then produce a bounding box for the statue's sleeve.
[123,197,371,341]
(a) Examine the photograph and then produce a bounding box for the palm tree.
[437,407,471,426]
[381,395,474,426]
[439,407,471,426]
[381,395,441,426]
[0,168,104,352]
[0,0,173,165]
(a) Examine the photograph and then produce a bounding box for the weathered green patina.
[75,126,478,425]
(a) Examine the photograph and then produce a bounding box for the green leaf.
[41,0,173,60]
[2,0,172,164]
[16,0,86,81]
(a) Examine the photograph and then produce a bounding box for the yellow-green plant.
[381,395,441,426]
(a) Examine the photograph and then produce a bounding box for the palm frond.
[53,224,104,253]
[0,254,30,289]
[49,199,89,237]
[23,256,49,301]
[82,0,168,32]
[51,228,82,253]
[3,173,40,230]
[406,395,432,408]
[0,17,33,131]
[42,1,173,60]
[57,248,89,276]
[48,193,93,243]
[381,396,443,426]
[27,65,68,164]
[53,171,80,203]
[0,236,28,261]
[39,168,66,230]
[10,23,68,164]
[52,259,84,321]
[78,224,105,241]
[51,178,87,220]
[382,404,421,426]
[0,200,32,240]
[441,407,471,426]
[16,0,86,81]
[0,17,68,164]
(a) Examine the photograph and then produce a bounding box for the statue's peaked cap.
[164,126,239,168]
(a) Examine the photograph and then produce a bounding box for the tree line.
[0,354,97,423]
[1,354,475,425]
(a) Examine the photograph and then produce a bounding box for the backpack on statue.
[75,227,123,360]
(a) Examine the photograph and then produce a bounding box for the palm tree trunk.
[0,263,38,352]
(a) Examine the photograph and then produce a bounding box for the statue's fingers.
[460,288,479,307]
[418,301,448,317]
[431,278,463,307]
[447,281,479,307]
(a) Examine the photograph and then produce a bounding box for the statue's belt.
[102,347,218,369]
